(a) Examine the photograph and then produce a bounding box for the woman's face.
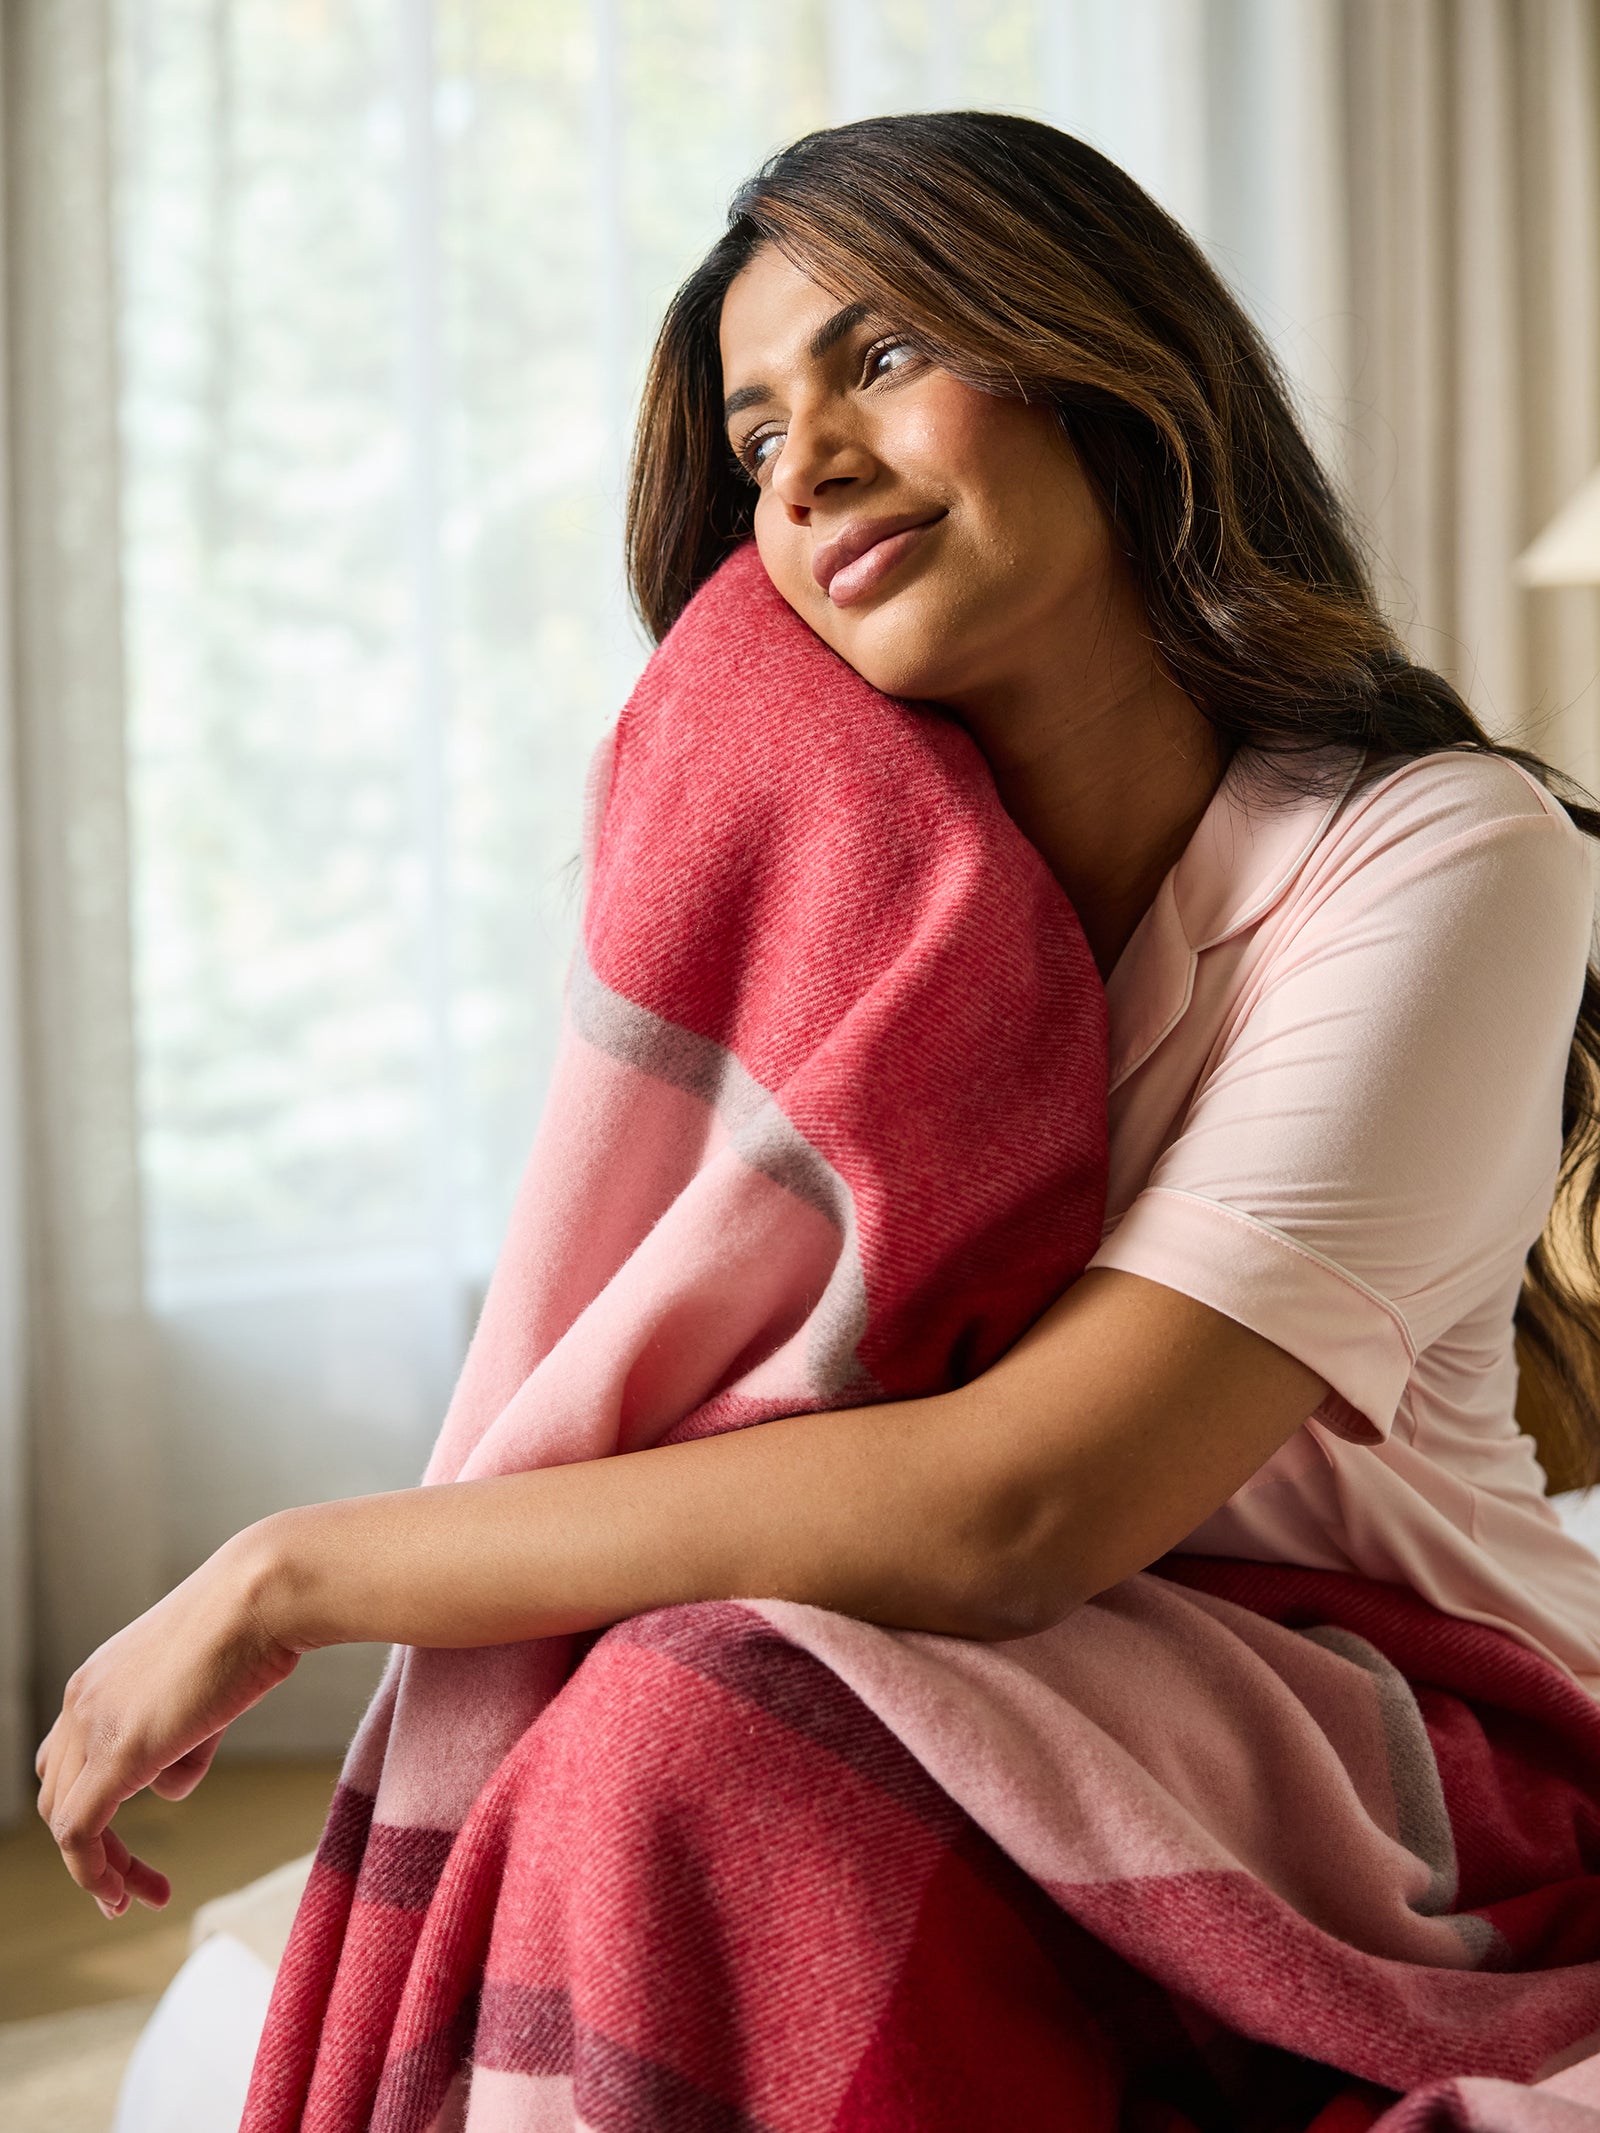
[717,244,1122,705]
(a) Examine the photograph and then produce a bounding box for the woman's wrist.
[218,1508,330,1658]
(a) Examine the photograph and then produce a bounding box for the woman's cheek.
[753,511,821,620]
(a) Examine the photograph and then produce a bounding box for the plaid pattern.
[248,1567,1600,2130]
[243,539,1108,2127]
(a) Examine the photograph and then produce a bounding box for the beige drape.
[1342,0,1600,778]
[0,0,160,1822]
[0,18,24,1833]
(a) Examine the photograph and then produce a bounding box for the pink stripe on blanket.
[1369,2081,1600,2132]
[750,1578,1481,1951]
[455,2067,581,2133]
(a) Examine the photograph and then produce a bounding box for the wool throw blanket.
[242,542,1600,2133]
[251,1559,1600,2133]
[242,536,1110,2129]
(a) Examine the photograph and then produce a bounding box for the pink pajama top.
[1089,746,1600,1690]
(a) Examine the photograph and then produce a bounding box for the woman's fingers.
[35,1731,85,1857]
[98,1827,135,1916]
[33,1540,303,1913]
[49,1748,145,1911]
[34,1729,60,1824]
[101,1825,171,1911]
[36,1689,128,1906]
[37,1734,174,1918]
[124,1853,172,1910]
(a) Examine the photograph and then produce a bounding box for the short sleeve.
[1090,763,1595,1442]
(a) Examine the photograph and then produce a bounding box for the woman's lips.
[817,514,945,608]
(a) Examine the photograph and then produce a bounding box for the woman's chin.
[814,603,965,704]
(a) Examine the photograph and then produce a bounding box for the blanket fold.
[244,543,1600,2133]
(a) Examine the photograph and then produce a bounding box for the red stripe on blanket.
[831,1830,1120,2132]
[480,1610,962,2129]
[607,1600,966,1829]
[1060,1866,1600,2091]
[580,542,1107,1397]
[238,1786,374,2128]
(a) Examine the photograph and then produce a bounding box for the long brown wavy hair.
[625,110,1600,1491]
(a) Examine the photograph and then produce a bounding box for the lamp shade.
[1516,464,1600,587]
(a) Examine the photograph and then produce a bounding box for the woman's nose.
[771,406,875,516]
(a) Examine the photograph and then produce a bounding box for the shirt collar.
[1104,746,1364,1091]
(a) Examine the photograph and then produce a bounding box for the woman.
[41,113,1600,2129]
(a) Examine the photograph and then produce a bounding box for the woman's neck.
[944,585,1223,978]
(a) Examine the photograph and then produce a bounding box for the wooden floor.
[0,1996,162,2133]
[0,1760,339,2023]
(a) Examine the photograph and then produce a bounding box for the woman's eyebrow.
[722,301,873,423]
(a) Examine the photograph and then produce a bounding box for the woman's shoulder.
[1169,746,1591,962]
[1308,747,1596,905]
[1341,746,1585,846]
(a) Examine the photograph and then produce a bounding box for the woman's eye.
[865,338,918,381]
[739,428,783,478]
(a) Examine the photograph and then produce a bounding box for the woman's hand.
[35,1531,300,1918]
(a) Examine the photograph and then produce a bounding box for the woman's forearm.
[239,1269,1327,1660]
[243,1385,1026,1656]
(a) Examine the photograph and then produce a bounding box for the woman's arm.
[37,1267,1323,1915]
[255,1267,1324,1649]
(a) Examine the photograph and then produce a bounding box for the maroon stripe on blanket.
[314,1780,375,1880]
[368,1990,480,2133]
[571,2024,777,2133]
[354,1821,457,1912]
[471,1981,573,2074]
[611,1602,966,1832]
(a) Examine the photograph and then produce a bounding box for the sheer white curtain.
[0,22,25,1830]
[4,0,1596,1799]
